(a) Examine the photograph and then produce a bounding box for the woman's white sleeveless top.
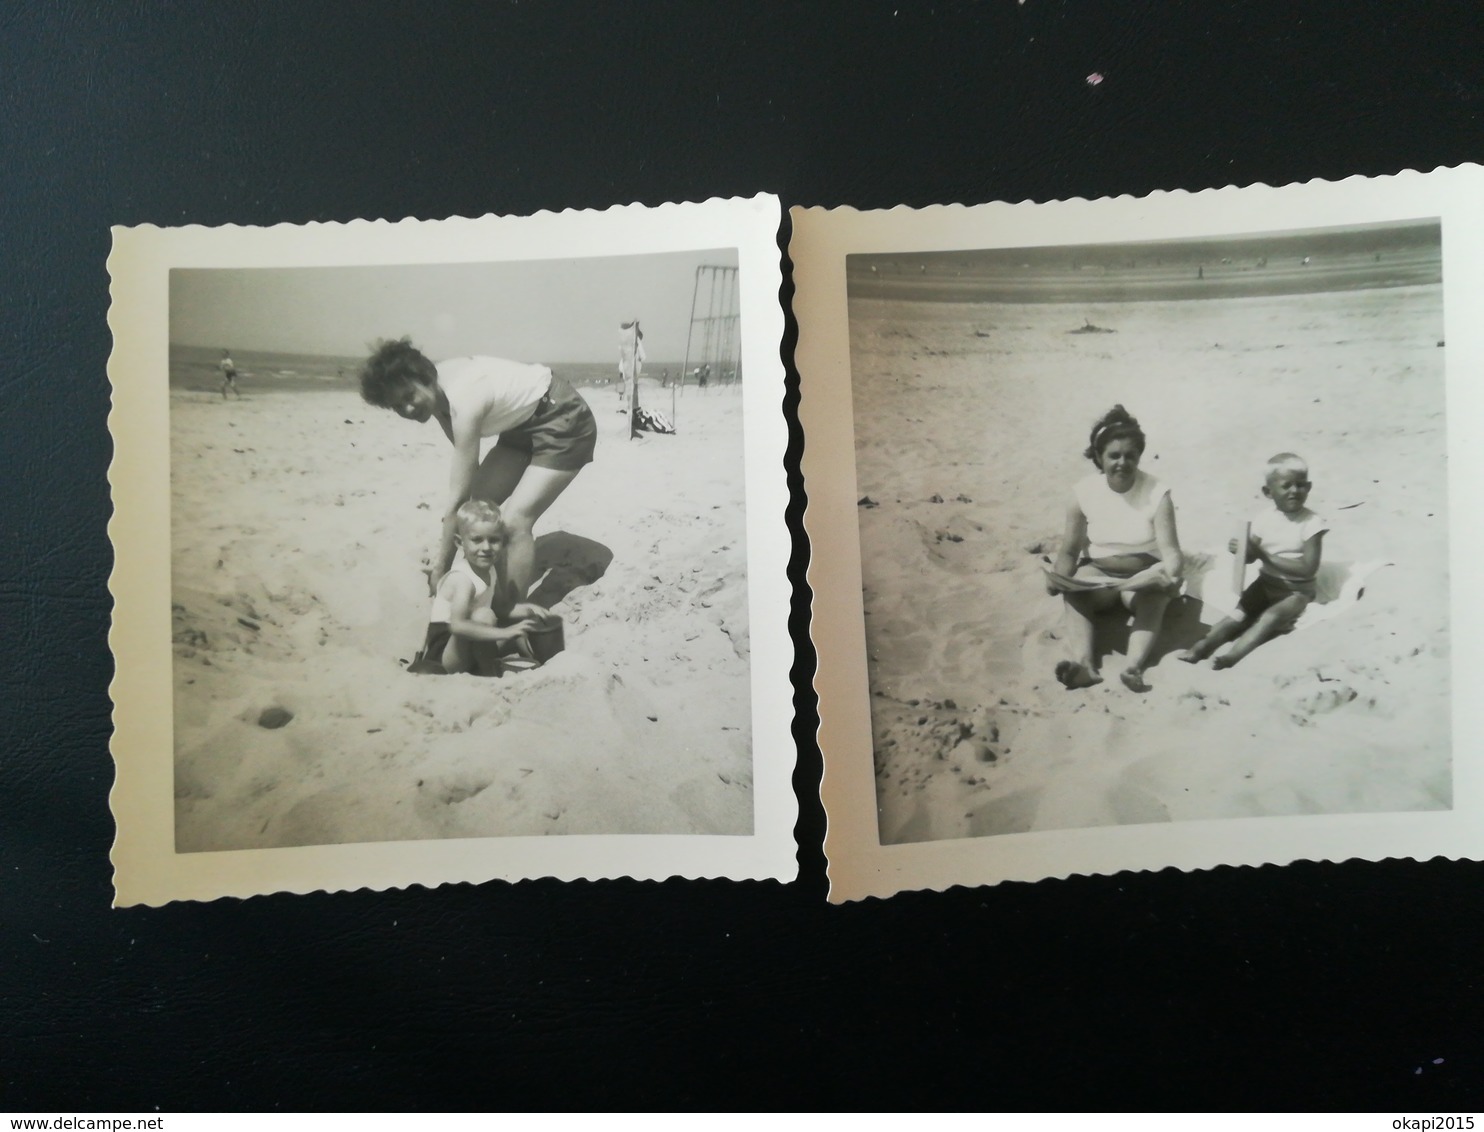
[1073,469,1168,558]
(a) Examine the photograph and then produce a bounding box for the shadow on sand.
[1094,594,1210,671]
[527,531,614,608]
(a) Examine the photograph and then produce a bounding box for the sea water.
[169,345,688,397]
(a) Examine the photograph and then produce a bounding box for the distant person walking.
[218,350,240,399]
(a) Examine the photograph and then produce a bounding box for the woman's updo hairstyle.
[1084,404,1146,468]
[359,336,438,408]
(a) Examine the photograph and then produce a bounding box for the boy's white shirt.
[429,556,497,623]
[1250,505,1328,574]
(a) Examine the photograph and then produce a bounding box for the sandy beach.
[846,266,1451,843]
[169,379,754,851]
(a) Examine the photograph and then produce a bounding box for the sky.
[849,217,1440,272]
[170,247,739,362]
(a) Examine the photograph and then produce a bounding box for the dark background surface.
[4,1,1483,1111]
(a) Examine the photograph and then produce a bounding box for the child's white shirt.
[1251,505,1329,577]
[430,556,496,622]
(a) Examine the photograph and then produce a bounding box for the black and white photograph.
[851,219,1448,843]
[108,197,795,903]
[795,168,1484,901]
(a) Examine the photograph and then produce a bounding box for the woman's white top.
[1073,469,1170,558]
[436,356,552,438]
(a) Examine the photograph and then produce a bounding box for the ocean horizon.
[169,345,697,395]
[847,220,1442,305]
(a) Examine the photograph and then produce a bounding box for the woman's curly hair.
[1084,404,1146,468]
[359,337,438,408]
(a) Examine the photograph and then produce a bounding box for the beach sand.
[847,283,1451,843]
[169,381,753,851]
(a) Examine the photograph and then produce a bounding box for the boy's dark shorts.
[407,619,531,676]
[494,376,597,472]
[1237,572,1314,621]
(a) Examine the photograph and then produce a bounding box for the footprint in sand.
[1292,684,1360,720]
[421,775,493,806]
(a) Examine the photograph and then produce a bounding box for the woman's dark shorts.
[494,375,597,472]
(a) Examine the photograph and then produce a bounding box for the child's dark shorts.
[1237,572,1314,621]
[494,376,597,472]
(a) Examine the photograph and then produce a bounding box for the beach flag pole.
[626,319,641,441]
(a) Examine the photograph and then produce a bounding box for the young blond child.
[1179,453,1328,669]
[413,499,551,676]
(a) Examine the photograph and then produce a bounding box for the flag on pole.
[619,319,644,440]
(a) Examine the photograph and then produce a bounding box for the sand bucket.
[505,614,565,670]
[525,620,565,665]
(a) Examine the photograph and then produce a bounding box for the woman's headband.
[1091,416,1138,450]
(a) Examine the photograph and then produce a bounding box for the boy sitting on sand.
[1179,453,1328,669]
[412,499,555,676]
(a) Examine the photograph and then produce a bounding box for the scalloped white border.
[793,167,1484,903]
[107,195,796,906]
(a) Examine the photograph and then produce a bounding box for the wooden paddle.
[1232,521,1251,597]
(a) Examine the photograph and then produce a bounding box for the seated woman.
[1044,405,1183,693]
